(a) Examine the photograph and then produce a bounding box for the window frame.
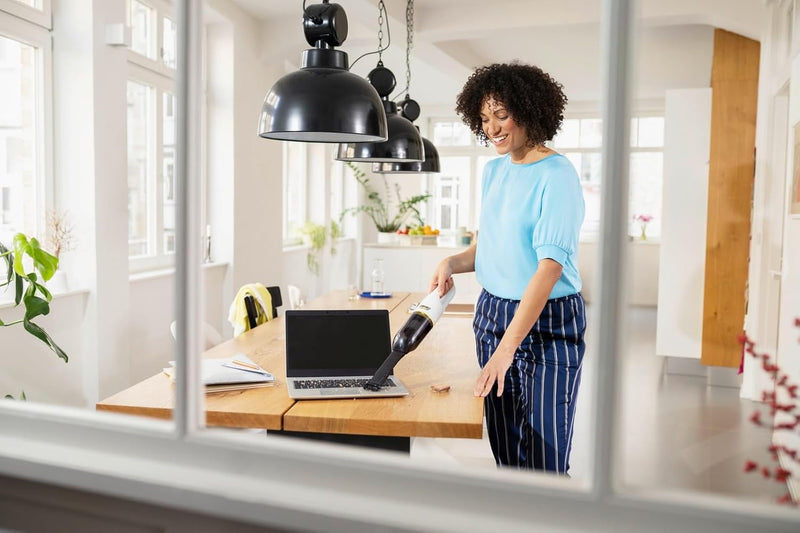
[0,1,799,531]
[552,109,665,238]
[0,1,53,247]
[126,62,176,271]
[282,143,355,248]
[0,0,51,31]
[126,0,180,271]
[127,0,176,77]
[424,117,494,232]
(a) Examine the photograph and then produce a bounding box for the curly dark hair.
[455,62,567,147]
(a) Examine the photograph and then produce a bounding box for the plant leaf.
[12,233,28,277]
[23,293,51,321]
[3,391,27,401]
[34,279,52,301]
[0,241,12,286]
[14,272,22,305]
[23,319,68,363]
[27,237,58,281]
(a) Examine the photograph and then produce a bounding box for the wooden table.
[97,290,483,449]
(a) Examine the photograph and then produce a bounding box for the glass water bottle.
[371,258,385,295]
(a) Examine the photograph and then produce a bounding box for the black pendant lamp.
[371,0,439,173]
[257,2,387,143]
[373,96,440,173]
[336,64,425,162]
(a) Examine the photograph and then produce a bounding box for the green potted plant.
[1,233,69,399]
[329,219,341,256]
[340,162,430,241]
[298,221,328,275]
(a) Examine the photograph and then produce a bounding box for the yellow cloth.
[227,283,273,336]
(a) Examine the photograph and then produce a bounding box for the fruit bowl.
[410,235,438,246]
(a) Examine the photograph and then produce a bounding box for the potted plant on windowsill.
[45,209,76,292]
[340,162,430,243]
[1,233,69,399]
[298,221,327,275]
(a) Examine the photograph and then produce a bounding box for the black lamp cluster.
[258,0,439,174]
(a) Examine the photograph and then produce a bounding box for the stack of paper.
[163,353,275,393]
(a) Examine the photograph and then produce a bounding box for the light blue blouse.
[475,153,584,300]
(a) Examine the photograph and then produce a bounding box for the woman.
[430,62,586,474]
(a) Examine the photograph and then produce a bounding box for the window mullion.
[174,0,205,438]
[155,88,164,258]
[592,0,634,498]
[147,84,158,257]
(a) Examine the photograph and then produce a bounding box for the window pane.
[283,142,306,242]
[636,117,664,148]
[432,122,452,146]
[553,118,580,148]
[579,118,602,147]
[629,117,638,147]
[162,92,176,254]
[127,81,152,257]
[162,17,177,69]
[628,151,662,237]
[7,0,38,7]
[434,157,469,232]
[562,151,602,235]
[329,158,344,235]
[0,35,39,244]
[131,0,154,59]
[433,121,473,146]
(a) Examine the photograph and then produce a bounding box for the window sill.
[0,287,89,310]
[282,237,355,253]
[129,261,229,283]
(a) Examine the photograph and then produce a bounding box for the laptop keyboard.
[294,377,395,389]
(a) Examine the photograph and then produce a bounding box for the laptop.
[284,309,410,399]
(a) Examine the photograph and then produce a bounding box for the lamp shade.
[336,65,424,162]
[258,3,388,143]
[372,135,440,173]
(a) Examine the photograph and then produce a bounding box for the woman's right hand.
[429,258,454,297]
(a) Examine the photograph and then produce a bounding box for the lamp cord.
[349,0,391,70]
[395,0,414,102]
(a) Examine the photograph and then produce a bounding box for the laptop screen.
[285,310,392,378]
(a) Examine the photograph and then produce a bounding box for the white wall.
[776,50,800,500]
[656,88,712,359]
[0,292,88,405]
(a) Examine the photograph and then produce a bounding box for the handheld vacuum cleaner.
[364,285,456,391]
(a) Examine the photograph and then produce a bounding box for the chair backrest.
[170,320,224,350]
[266,286,282,318]
[287,284,304,310]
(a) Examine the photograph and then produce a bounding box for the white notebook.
[164,354,275,386]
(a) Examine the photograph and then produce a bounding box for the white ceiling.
[228,0,767,108]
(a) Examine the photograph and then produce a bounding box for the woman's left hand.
[474,347,514,397]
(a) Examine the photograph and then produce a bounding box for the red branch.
[739,321,800,507]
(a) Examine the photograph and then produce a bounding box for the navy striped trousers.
[473,289,586,473]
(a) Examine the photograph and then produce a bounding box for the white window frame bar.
[127,0,175,78]
[0,0,50,30]
[0,1,799,530]
[0,4,52,240]
[173,0,203,436]
[281,141,308,246]
[127,63,175,271]
[591,0,632,498]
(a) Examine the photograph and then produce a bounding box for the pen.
[231,359,261,371]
